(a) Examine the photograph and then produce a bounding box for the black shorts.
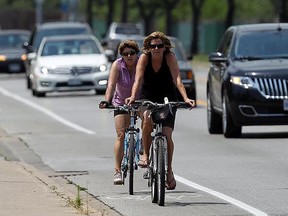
[114,110,129,117]
[160,109,177,130]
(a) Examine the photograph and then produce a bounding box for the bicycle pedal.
[143,170,149,179]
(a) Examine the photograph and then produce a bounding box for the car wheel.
[207,90,222,134]
[222,91,241,138]
[95,89,106,95]
[32,89,46,97]
[27,76,31,89]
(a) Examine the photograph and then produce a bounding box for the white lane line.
[0,87,95,135]
[175,174,268,216]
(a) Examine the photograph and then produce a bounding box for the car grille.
[252,77,288,99]
[50,67,93,75]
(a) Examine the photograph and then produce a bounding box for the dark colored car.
[103,35,197,102]
[23,21,93,88]
[0,30,30,73]
[207,23,288,138]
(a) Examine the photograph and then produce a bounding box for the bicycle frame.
[103,103,141,195]
[120,104,141,195]
[148,121,168,206]
[143,98,191,206]
[122,107,140,176]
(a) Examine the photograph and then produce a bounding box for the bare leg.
[140,110,153,163]
[114,114,129,171]
[162,126,174,174]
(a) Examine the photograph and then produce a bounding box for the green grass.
[193,54,209,63]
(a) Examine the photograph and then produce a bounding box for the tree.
[225,0,235,29]
[121,0,128,22]
[189,0,205,54]
[135,0,161,35]
[162,0,179,35]
[106,0,115,29]
[278,0,288,22]
[87,0,94,27]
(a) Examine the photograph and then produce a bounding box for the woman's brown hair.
[142,31,174,54]
[118,39,140,55]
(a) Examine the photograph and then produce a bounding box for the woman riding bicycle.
[99,40,140,185]
[125,31,195,190]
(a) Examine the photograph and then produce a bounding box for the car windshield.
[115,26,141,35]
[34,27,90,50]
[170,39,187,61]
[0,33,29,49]
[41,39,101,56]
[234,30,288,59]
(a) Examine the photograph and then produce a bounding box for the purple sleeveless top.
[112,58,137,106]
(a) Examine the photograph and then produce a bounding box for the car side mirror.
[105,49,116,62]
[23,41,33,53]
[27,52,36,60]
[209,52,227,62]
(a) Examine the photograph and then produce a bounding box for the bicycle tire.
[128,133,135,195]
[150,140,158,203]
[157,138,166,206]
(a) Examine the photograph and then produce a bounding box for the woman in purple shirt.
[99,40,139,184]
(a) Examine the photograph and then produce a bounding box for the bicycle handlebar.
[142,100,191,109]
[100,101,143,112]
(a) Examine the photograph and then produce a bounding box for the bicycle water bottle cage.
[151,104,173,123]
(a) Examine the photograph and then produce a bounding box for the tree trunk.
[87,0,93,28]
[190,0,205,55]
[136,0,160,35]
[225,0,235,29]
[121,0,128,23]
[106,0,115,30]
[279,0,288,22]
[164,0,179,36]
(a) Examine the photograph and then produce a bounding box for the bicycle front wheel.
[128,133,135,195]
[157,138,166,206]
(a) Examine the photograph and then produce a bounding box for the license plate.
[8,63,21,72]
[283,100,288,111]
[68,79,82,86]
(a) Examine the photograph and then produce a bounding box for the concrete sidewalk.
[0,160,110,216]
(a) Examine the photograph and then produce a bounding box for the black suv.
[23,21,92,89]
[207,23,288,138]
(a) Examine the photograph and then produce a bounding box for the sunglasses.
[122,50,136,56]
[150,43,165,49]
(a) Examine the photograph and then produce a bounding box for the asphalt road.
[0,65,288,215]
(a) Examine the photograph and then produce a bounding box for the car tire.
[27,76,31,89]
[222,91,241,138]
[32,89,46,97]
[207,90,222,134]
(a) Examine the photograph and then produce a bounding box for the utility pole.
[35,0,44,24]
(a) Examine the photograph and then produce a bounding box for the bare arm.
[125,54,147,104]
[104,61,119,103]
[166,53,195,107]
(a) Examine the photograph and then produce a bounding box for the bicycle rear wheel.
[157,138,165,206]
[128,133,135,195]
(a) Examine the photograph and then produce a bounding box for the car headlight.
[0,55,7,61]
[230,76,254,89]
[40,67,49,75]
[93,64,107,72]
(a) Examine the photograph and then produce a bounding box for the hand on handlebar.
[99,100,111,109]
[184,98,196,109]
[125,96,135,105]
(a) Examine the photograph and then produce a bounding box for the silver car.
[29,34,110,97]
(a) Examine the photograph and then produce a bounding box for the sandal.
[138,159,148,168]
[166,172,176,190]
